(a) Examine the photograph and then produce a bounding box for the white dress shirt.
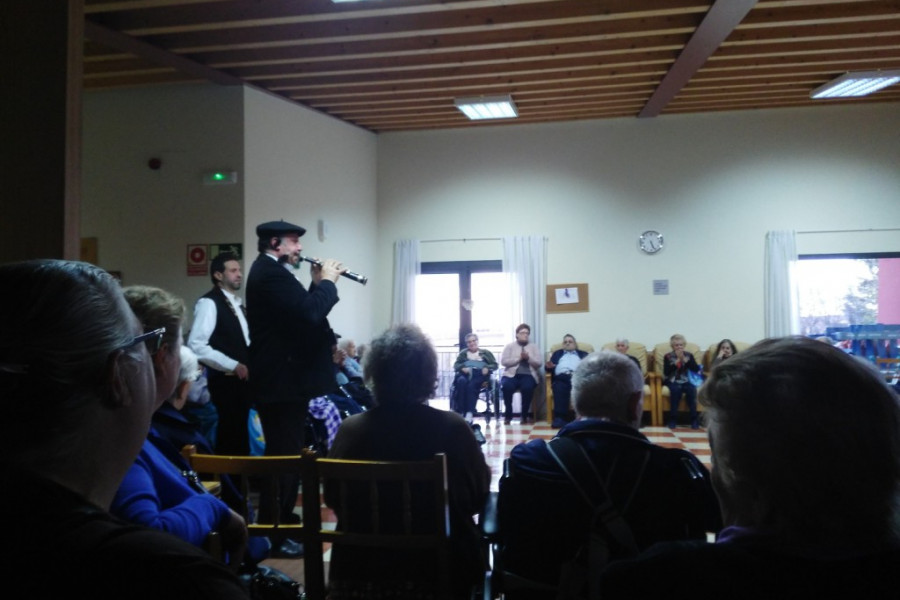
[187,288,250,373]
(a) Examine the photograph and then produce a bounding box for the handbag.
[687,367,704,387]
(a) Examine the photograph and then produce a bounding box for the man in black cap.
[246,219,344,557]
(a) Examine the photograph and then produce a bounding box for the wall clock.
[639,230,664,254]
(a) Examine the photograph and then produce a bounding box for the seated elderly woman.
[601,337,900,598]
[111,285,253,571]
[151,346,271,566]
[0,260,248,598]
[325,323,491,600]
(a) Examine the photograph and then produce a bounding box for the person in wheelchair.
[453,333,498,424]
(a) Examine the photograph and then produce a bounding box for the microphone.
[301,256,368,285]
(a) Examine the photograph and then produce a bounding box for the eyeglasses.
[118,327,166,354]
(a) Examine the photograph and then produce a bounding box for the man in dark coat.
[500,350,721,597]
[246,219,344,554]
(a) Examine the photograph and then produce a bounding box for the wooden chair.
[544,341,595,424]
[600,341,657,426]
[311,453,454,600]
[180,445,327,599]
[651,340,703,427]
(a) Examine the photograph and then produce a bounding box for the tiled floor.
[261,402,711,584]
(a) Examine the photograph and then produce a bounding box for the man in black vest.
[187,252,252,456]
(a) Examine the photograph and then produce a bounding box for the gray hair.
[0,260,137,466]
[615,337,629,347]
[364,323,437,406]
[572,351,643,420]
[465,333,478,342]
[178,346,200,385]
[338,338,356,353]
[122,285,185,355]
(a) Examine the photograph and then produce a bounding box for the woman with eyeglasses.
[0,260,249,599]
[111,285,255,572]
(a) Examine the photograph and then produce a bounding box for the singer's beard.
[280,252,301,267]
[517,340,527,347]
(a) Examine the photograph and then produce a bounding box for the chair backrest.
[652,341,702,376]
[312,453,452,599]
[600,341,649,376]
[180,445,327,598]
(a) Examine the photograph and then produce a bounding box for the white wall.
[82,84,245,325]
[83,83,379,343]
[375,103,900,351]
[242,87,378,342]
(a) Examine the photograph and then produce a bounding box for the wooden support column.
[0,1,83,262]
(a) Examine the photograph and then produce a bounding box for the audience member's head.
[169,346,201,410]
[123,285,185,406]
[669,333,687,349]
[515,323,531,345]
[814,335,835,345]
[572,351,644,428]
[338,337,357,358]
[700,336,900,550]
[0,260,156,499]
[464,333,480,351]
[364,323,437,406]
[562,334,577,350]
[715,338,737,359]
[615,338,630,353]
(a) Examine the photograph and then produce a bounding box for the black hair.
[209,252,239,286]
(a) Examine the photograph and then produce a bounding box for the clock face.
[639,230,664,254]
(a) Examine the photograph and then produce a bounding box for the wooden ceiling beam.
[639,0,758,118]
[87,0,711,36]
[84,18,243,85]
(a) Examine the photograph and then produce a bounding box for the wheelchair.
[449,370,501,421]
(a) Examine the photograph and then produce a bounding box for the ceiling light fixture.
[454,95,518,120]
[810,70,900,99]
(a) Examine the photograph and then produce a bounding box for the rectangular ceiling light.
[810,70,900,99]
[454,95,518,120]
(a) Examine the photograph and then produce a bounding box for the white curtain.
[502,236,547,355]
[391,239,420,326]
[764,230,800,338]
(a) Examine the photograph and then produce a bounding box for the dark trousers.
[501,374,537,419]
[207,372,252,456]
[550,376,573,420]
[462,370,489,415]
[255,400,307,523]
[182,401,218,450]
[665,381,698,423]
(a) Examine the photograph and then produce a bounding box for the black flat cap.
[255,219,306,238]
